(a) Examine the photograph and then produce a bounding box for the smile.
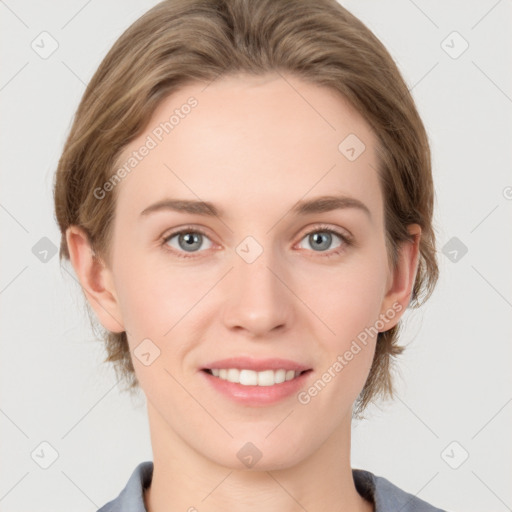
[200,357,312,405]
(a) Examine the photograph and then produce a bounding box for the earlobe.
[65,226,125,333]
[379,224,422,330]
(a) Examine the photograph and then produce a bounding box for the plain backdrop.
[1,1,511,511]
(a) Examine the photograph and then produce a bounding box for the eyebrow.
[139,195,371,219]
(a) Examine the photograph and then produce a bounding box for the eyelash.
[160,224,353,259]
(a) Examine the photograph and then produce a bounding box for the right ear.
[65,226,125,333]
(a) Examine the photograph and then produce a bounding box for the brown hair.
[53,0,439,414]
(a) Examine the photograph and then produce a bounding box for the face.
[71,72,418,470]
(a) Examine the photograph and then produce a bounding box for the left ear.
[379,224,421,330]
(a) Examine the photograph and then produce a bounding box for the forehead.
[112,72,382,222]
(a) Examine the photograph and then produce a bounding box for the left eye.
[297,229,346,253]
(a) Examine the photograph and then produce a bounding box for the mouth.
[200,357,313,404]
[202,368,312,387]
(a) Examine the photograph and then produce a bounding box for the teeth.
[274,369,286,384]
[240,369,258,385]
[227,368,239,383]
[208,368,303,386]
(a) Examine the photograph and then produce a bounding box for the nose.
[221,245,294,338]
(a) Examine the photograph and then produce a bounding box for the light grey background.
[1,1,511,511]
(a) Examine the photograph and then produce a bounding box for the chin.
[200,431,314,473]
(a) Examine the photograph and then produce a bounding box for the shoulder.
[352,468,448,512]
[96,461,153,512]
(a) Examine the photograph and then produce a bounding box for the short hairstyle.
[53,0,439,415]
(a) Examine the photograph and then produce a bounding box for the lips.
[202,357,311,372]
[200,357,312,401]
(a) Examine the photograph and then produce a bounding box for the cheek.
[294,250,387,390]
[296,266,384,412]
[114,250,204,332]
[297,253,389,341]
[113,260,202,390]
[113,253,218,381]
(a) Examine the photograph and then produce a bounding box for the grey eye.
[298,231,343,252]
[165,231,213,253]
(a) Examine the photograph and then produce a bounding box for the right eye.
[161,227,214,258]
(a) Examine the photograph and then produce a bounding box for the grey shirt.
[97,461,447,512]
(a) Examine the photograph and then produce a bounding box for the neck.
[143,402,373,512]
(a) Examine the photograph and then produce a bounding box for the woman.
[53,0,444,510]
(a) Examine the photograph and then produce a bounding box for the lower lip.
[201,370,312,406]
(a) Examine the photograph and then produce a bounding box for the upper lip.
[202,357,311,372]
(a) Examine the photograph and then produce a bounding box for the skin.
[67,72,421,512]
